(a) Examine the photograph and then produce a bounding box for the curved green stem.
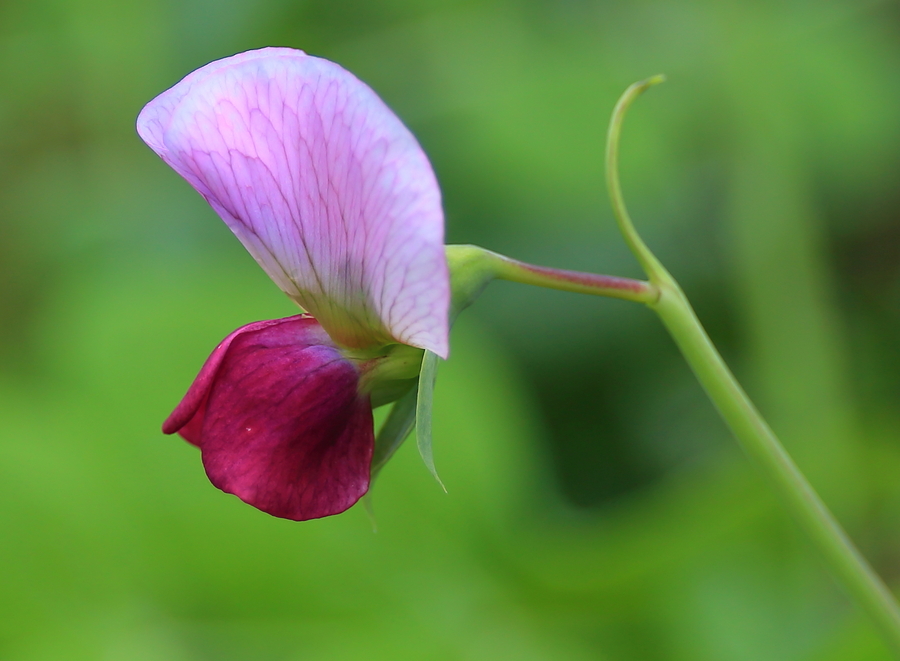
[608,78,900,654]
[606,75,669,282]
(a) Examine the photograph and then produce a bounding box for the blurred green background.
[2,0,900,658]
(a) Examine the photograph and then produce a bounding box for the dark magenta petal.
[163,315,374,520]
[162,317,303,443]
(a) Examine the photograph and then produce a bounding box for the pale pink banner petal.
[137,48,449,357]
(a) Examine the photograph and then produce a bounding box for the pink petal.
[137,48,449,358]
[163,314,374,521]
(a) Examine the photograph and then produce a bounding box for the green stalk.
[608,77,900,654]
[444,244,658,310]
[443,74,900,654]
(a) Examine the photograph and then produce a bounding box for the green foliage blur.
[2,0,900,658]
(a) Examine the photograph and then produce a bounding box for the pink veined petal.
[137,48,449,358]
[163,314,373,521]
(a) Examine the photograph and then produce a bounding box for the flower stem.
[608,77,900,653]
[491,252,658,303]
[444,244,658,312]
[655,277,900,652]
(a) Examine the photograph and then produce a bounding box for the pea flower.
[137,48,449,521]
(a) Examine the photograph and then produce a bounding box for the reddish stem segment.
[498,257,658,303]
[444,244,658,314]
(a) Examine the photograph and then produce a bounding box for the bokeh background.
[2,0,900,659]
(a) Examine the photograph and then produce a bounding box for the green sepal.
[416,349,446,491]
[364,383,420,529]
[445,245,498,323]
[370,383,419,480]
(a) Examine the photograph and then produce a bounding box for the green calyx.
[446,244,501,322]
[351,343,424,409]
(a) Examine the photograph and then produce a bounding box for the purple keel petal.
[162,317,308,444]
[163,314,373,520]
[137,48,450,357]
